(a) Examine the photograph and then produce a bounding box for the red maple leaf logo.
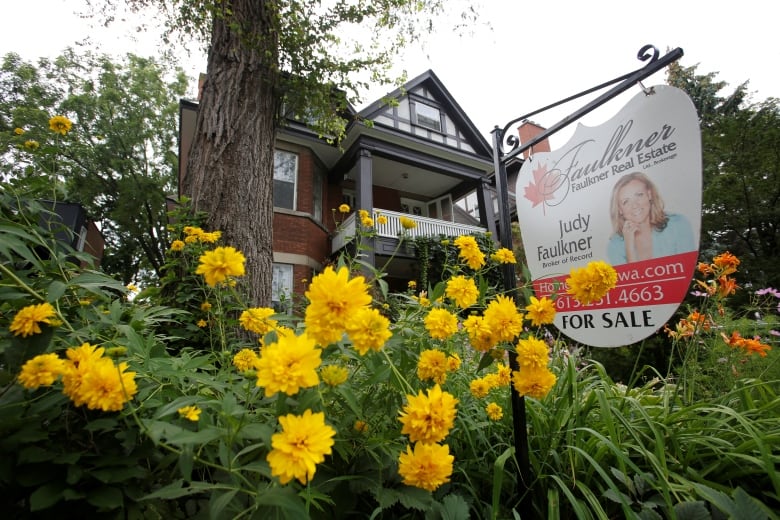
[523,163,564,211]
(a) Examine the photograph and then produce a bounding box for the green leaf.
[86,486,124,509]
[45,280,67,302]
[439,493,470,520]
[672,501,711,520]
[29,482,64,511]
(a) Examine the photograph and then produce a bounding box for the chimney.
[517,121,551,159]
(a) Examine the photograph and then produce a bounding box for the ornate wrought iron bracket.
[496,45,683,163]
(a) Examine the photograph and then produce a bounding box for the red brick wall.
[272,213,329,262]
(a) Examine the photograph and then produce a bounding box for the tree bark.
[183,1,278,306]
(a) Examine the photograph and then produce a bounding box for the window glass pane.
[272,263,293,313]
[415,103,441,131]
[313,170,323,222]
[273,180,295,209]
[274,150,297,182]
[273,150,297,210]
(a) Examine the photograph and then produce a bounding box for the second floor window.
[414,102,442,132]
[274,150,298,210]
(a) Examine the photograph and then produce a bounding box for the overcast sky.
[3,0,778,148]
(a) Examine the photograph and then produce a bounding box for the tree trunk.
[183,1,278,306]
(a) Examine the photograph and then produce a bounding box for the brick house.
[179,70,499,309]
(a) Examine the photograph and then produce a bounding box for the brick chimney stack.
[517,121,551,159]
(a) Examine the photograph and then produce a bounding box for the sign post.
[491,45,690,514]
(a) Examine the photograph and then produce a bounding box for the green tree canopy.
[667,62,780,289]
[0,49,188,284]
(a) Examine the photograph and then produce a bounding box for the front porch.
[331,208,487,254]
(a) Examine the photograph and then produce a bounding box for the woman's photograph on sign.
[606,171,695,265]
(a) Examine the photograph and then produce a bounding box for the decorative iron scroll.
[495,44,680,159]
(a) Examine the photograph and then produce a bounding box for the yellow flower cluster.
[183,226,222,244]
[9,302,57,338]
[416,349,461,384]
[320,365,349,386]
[359,209,373,228]
[195,246,246,287]
[17,342,137,412]
[266,409,336,485]
[239,307,277,335]
[454,235,485,270]
[178,405,202,422]
[445,275,479,309]
[304,266,387,351]
[565,260,618,305]
[397,384,457,492]
[469,363,511,398]
[490,247,516,264]
[399,216,417,230]
[48,115,72,135]
[511,337,557,400]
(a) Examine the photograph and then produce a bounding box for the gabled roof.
[357,70,493,159]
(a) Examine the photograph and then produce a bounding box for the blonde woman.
[607,171,695,265]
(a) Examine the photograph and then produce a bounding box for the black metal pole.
[491,126,533,515]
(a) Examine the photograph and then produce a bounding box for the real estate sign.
[515,85,701,347]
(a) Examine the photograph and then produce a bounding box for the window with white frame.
[273,150,298,210]
[414,102,442,132]
[272,263,294,313]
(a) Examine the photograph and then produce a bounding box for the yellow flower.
[196,319,207,328]
[195,246,246,287]
[178,405,202,422]
[361,215,374,227]
[454,235,486,270]
[377,214,388,225]
[338,203,350,213]
[469,377,491,398]
[61,343,104,407]
[494,363,512,386]
[23,140,40,150]
[267,409,336,485]
[446,353,461,372]
[17,353,66,389]
[483,295,524,343]
[9,302,57,337]
[359,209,370,219]
[183,226,203,236]
[408,280,417,290]
[491,248,516,264]
[304,266,371,346]
[486,402,503,421]
[463,314,496,352]
[200,301,212,312]
[353,420,369,433]
[320,365,349,386]
[525,296,556,326]
[423,308,459,340]
[398,384,458,444]
[417,349,449,384]
[184,235,198,244]
[71,356,138,412]
[239,307,277,335]
[345,307,391,355]
[49,115,72,135]
[512,367,557,399]
[255,332,321,397]
[198,231,222,243]
[170,239,185,251]
[515,336,550,369]
[233,348,260,371]
[14,127,25,135]
[126,284,139,293]
[565,260,617,305]
[445,275,479,309]
[399,216,417,229]
[398,442,454,492]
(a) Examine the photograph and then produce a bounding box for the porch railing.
[331,208,487,254]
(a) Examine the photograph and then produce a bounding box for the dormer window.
[413,102,442,132]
